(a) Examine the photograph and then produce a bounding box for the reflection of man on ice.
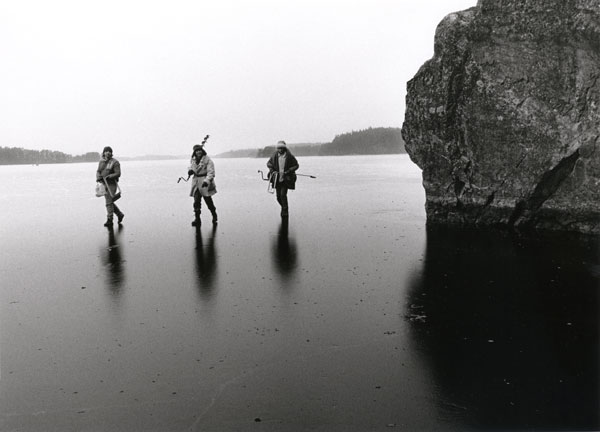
[267,141,299,218]
[188,143,218,227]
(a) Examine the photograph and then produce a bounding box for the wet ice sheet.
[0,155,598,431]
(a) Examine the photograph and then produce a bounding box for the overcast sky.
[1,0,477,157]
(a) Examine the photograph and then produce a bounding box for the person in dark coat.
[266,141,299,218]
[96,146,124,227]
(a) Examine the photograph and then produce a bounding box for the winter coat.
[267,151,299,189]
[189,155,217,197]
[96,157,121,196]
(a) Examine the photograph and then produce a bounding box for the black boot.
[104,218,113,227]
[191,212,201,227]
[211,209,218,224]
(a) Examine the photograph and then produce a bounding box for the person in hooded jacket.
[96,146,124,227]
[267,140,299,218]
[188,144,218,226]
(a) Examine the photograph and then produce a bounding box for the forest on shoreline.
[0,147,100,165]
[0,127,405,165]
[217,127,405,158]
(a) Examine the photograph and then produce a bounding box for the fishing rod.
[177,135,210,183]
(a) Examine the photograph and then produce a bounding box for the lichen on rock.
[402,0,600,234]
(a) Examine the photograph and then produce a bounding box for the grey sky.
[1,0,477,157]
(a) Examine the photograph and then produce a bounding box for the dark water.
[407,226,599,431]
[0,156,598,431]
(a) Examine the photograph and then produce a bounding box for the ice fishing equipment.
[95,182,106,197]
[258,170,316,194]
[103,177,121,201]
[257,170,277,193]
[177,135,210,183]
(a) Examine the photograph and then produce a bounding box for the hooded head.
[191,144,206,160]
[276,140,287,154]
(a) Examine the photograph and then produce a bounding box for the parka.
[96,157,121,196]
[267,150,299,189]
[189,154,217,197]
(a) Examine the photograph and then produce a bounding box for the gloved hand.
[201,181,209,188]
[188,170,194,176]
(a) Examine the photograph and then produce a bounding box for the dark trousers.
[275,182,288,215]
[104,186,123,220]
[194,191,217,216]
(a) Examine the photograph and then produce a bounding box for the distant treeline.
[214,148,262,158]
[332,127,404,154]
[0,147,100,165]
[217,127,406,158]
[2,127,405,164]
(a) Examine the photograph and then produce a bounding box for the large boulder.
[401,0,600,234]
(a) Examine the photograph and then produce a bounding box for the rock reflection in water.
[406,225,599,431]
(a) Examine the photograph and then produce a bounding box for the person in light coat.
[188,144,217,226]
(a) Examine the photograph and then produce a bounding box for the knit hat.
[276,141,287,149]
[102,146,113,154]
[193,144,203,152]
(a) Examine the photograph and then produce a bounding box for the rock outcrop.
[401,0,600,234]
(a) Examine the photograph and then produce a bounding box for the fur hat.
[193,144,203,152]
[276,140,287,149]
[102,146,113,154]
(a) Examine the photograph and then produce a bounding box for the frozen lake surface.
[0,155,598,431]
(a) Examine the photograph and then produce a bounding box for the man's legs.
[113,203,124,224]
[276,183,289,217]
[192,190,202,226]
[104,183,124,226]
[203,196,218,224]
[104,194,114,226]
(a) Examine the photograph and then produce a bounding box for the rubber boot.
[211,209,218,225]
[104,218,113,227]
[191,212,201,227]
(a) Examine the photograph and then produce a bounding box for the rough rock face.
[401,0,600,234]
